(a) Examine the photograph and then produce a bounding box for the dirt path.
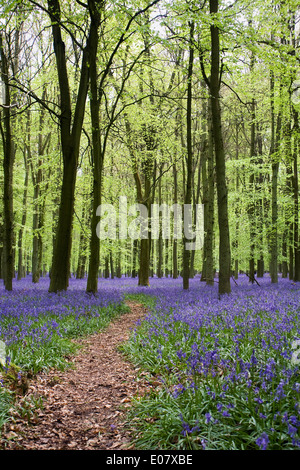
[1,301,150,450]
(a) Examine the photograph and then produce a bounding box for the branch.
[28,0,87,49]
[98,0,162,93]
[221,81,252,106]
[75,0,88,8]
[8,82,60,120]
[199,46,210,88]
[244,272,261,286]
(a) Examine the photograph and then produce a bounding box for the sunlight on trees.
[0,0,299,296]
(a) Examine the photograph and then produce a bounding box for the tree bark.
[182,20,194,290]
[292,108,300,281]
[269,70,282,284]
[172,163,178,279]
[17,122,30,280]
[48,0,93,292]
[205,99,215,286]
[248,93,256,283]
[157,164,163,278]
[209,0,231,295]
[0,33,16,291]
[86,1,104,293]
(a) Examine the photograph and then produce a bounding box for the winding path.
[2,301,149,450]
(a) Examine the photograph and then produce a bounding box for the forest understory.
[0,301,150,451]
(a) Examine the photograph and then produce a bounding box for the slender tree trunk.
[172,163,178,279]
[76,200,89,279]
[183,21,194,290]
[256,126,264,278]
[269,70,282,284]
[248,95,256,283]
[0,33,16,291]
[17,142,29,280]
[157,164,163,278]
[205,100,215,286]
[132,239,138,278]
[138,164,152,286]
[104,256,110,278]
[86,4,103,293]
[232,119,240,279]
[190,153,201,278]
[109,247,114,279]
[31,168,42,283]
[292,108,300,281]
[200,97,208,283]
[209,0,231,295]
[31,90,49,283]
[116,248,122,278]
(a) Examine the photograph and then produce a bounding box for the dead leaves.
[0,301,149,451]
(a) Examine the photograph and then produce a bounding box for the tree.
[182,20,194,290]
[0,19,21,290]
[201,0,231,295]
[45,0,98,292]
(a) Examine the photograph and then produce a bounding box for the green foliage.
[123,297,300,450]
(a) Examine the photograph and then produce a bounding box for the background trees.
[0,0,299,293]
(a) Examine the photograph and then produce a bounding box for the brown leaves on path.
[1,301,151,450]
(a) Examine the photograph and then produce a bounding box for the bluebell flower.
[288,424,297,438]
[256,432,269,450]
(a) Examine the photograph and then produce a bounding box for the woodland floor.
[0,301,153,450]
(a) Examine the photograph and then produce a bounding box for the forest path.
[2,301,150,450]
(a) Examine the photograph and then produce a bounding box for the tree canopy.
[0,0,299,295]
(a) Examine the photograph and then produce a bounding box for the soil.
[0,301,151,450]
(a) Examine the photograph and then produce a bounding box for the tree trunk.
[256,125,264,278]
[132,239,138,278]
[172,162,178,279]
[183,21,194,290]
[157,164,163,278]
[48,0,92,292]
[209,0,231,295]
[86,5,103,293]
[248,94,256,284]
[17,143,29,280]
[292,108,300,281]
[76,200,89,279]
[205,99,215,286]
[269,70,282,284]
[109,248,114,279]
[0,33,16,291]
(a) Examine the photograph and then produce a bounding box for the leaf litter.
[0,301,152,450]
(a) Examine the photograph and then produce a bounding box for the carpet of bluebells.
[1,273,300,450]
[120,274,300,450]
[0,276,127,431]
[0,276,126,372]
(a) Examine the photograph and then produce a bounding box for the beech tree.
[0,15,22,291]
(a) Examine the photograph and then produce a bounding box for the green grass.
[0,387,14,431]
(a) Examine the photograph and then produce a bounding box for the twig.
[244,272,261,286]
